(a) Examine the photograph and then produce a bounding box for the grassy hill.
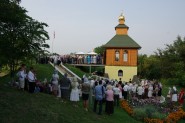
[0,64,141,123]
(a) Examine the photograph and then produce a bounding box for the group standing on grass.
[16,64,185,116]
[17,64,37,93]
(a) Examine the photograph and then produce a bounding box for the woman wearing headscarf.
[51,69,59,96]
[89,77,95,105]
[148,84,153,98]
[60,73,71,101]
[70,77,79,107]
[171,86,178,102]
[105,85,114,115]
[81,77,90,111]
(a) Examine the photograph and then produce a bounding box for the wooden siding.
[116,28,128,35]
[106,48,138,66]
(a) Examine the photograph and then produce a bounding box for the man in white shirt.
[123,83,129,100]
[113,84,120,106]
[27,67,36,93]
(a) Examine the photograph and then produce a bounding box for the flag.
[53,31,55,39]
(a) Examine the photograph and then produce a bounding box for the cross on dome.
[119,12,125,20]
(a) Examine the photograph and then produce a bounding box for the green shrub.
[133,107,147,120]
[133,105,166,120]
[152,112,167,120]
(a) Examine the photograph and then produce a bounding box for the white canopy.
[75,51,85,55]
[87,51,97,55]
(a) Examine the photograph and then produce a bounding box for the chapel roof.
[104,35,141,49]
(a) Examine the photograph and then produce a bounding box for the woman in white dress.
[70,77,80,107]
[137,84,143,99]
[171,86,178,102]
[148,84,153,98]
[118,84,123,99]
[89,77,95,105]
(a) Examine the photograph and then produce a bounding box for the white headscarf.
[173,86,177,91]
[84,77,88,83]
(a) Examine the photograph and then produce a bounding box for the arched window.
[115,50,120,61]
[118,70,123,76]
[123,50,128,62]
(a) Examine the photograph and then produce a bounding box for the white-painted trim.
[49,62,65,75]
[60,64,81,81]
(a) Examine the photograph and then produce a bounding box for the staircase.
[49,62,81,82]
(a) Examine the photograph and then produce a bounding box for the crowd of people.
[15,64,185,116]
[50,54,104,65]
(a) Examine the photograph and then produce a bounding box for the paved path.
[57,65,73,77]
[49,62,81,82]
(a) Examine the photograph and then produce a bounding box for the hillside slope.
[0,64,141,123]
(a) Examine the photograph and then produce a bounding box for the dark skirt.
[105,101,114,115]
[28,82,36,93]
[61,89,70,100]
[158,88,162,96]
[144,88,148,99]
[123,91,128,100]
[82,93,89,100]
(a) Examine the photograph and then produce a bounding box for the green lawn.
[0,64,141,123]
[64,64,90,78]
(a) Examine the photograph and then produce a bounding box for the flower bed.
[121,100,185,123]
[121,100,133,115]
[165,108,185,123]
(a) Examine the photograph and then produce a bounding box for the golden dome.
[119,13,125,20]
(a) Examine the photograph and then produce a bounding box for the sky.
[20,0,185,55]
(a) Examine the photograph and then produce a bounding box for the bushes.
[133,108,147,120]
[121,99,185,123]
[133,105,166,120]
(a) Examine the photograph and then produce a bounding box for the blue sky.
[21,0,185,55]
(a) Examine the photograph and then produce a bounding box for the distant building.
[104,13,141,82]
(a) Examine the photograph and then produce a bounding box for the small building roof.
[75,51,85,55]
[115,24,129,29]
[104,35,141,49]
[87,51,97,55]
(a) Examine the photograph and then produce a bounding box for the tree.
[138,54,161,80]
[138,54,147,78]
[0,0,49,80]
[138,36,185,86]
[155,36,185,86]
[94,44,105,55]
